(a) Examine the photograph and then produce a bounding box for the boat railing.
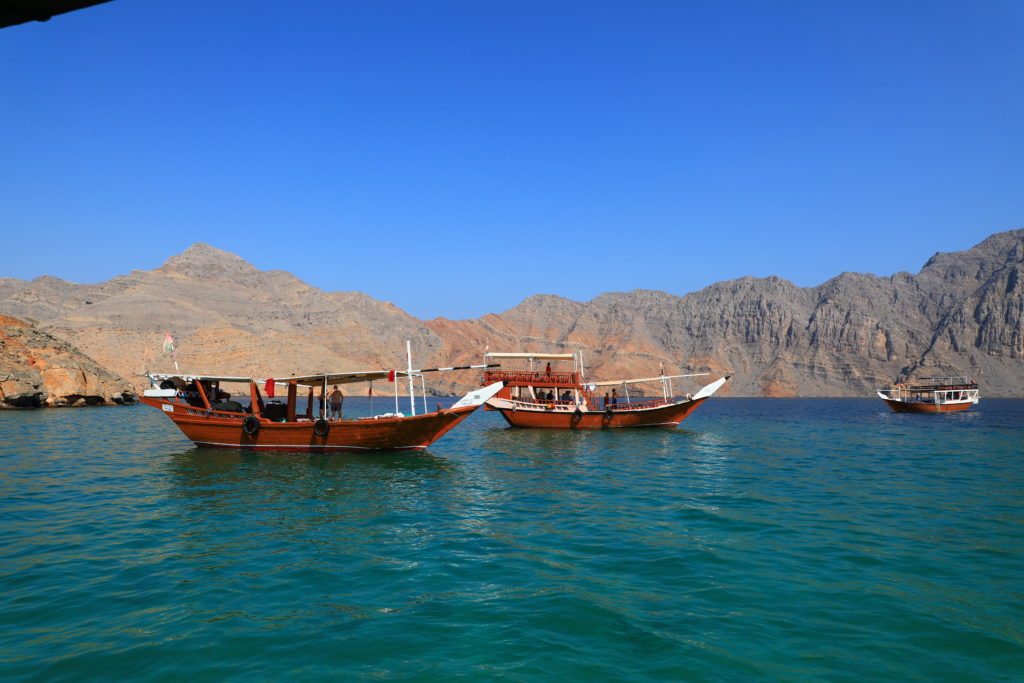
[607,397,678,411]
[484,369,578,386]
[182,406,248,419]
[510,398,579,410]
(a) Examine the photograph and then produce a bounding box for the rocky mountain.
[0,315,135,408]
[1,230,1021,397]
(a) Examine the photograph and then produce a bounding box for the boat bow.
[693,375,729,400]
[451,381,504,409]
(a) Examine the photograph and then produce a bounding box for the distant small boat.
[481,351,728,429]
[141,343,503,452]
[877,377,979,413]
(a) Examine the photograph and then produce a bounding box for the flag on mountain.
[162,333,175,353]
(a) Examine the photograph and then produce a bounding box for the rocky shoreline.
[0,316,135,409]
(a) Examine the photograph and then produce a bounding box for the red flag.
[264,379,275,398]
[388,370,395,383]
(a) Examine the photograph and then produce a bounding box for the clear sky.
[2,1,1022,319]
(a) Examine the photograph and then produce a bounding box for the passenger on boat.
[329,385,344,420]
[560,390,571,402]
[545,390,555,401]
[611,389,618,405]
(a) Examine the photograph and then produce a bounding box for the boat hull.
[881,398,975,413]
[141,396,478,452]
[488,397,708,429]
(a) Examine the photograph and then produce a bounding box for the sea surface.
[1,398,1022,681]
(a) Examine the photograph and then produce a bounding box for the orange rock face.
[0,315,135,408]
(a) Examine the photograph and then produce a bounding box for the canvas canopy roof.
[484,352,575,361]
[146,373,254,384]
[147,364,497,388]
[589,373,709,387]
[286,371,405,387]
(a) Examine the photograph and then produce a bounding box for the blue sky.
[2,1,1022,319]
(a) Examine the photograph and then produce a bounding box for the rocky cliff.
[0,315,135,408]
[1,230,1021,397]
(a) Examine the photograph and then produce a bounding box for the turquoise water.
[1,399,1022,680]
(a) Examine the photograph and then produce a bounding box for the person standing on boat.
[611,388,618,405]
[316,389,325,417]
[329,385,344,420]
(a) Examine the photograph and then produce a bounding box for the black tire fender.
[313,418,330,437]
[604,407,614,420]
[242,415,260,436]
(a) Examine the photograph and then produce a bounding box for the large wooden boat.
[877,377,979,413]
[481,352,728,429]
[141,350,503,452]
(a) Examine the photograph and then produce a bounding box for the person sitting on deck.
[560,390,571,402]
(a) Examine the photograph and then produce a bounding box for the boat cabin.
[481,353,592,409]
[481,351,712,413]
[884,377,979,405]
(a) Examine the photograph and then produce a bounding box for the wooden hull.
[881,398,975,413]
[488,397,708,429]
[141,396,478,452]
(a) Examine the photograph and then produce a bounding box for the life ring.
[313,418,330,437]
[242,416,260,436]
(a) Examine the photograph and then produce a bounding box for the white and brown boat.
[480,351,728,429]
[877,377,979,413]
[141,346,503,452]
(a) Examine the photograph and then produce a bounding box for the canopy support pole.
[407,340,416,417]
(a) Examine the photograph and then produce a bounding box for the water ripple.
[1,399,1022,680]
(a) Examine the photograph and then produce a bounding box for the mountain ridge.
[1,230,1021,397]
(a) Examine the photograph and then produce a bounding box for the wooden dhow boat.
[877,377,979,413]
[480,351,728,429]
[141,345,503,452]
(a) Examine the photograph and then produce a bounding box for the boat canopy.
[589,373,710,387]
[147,364,498,388]
[146,373,253,384]
[287,370,411,386]
[484,352,575,361]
